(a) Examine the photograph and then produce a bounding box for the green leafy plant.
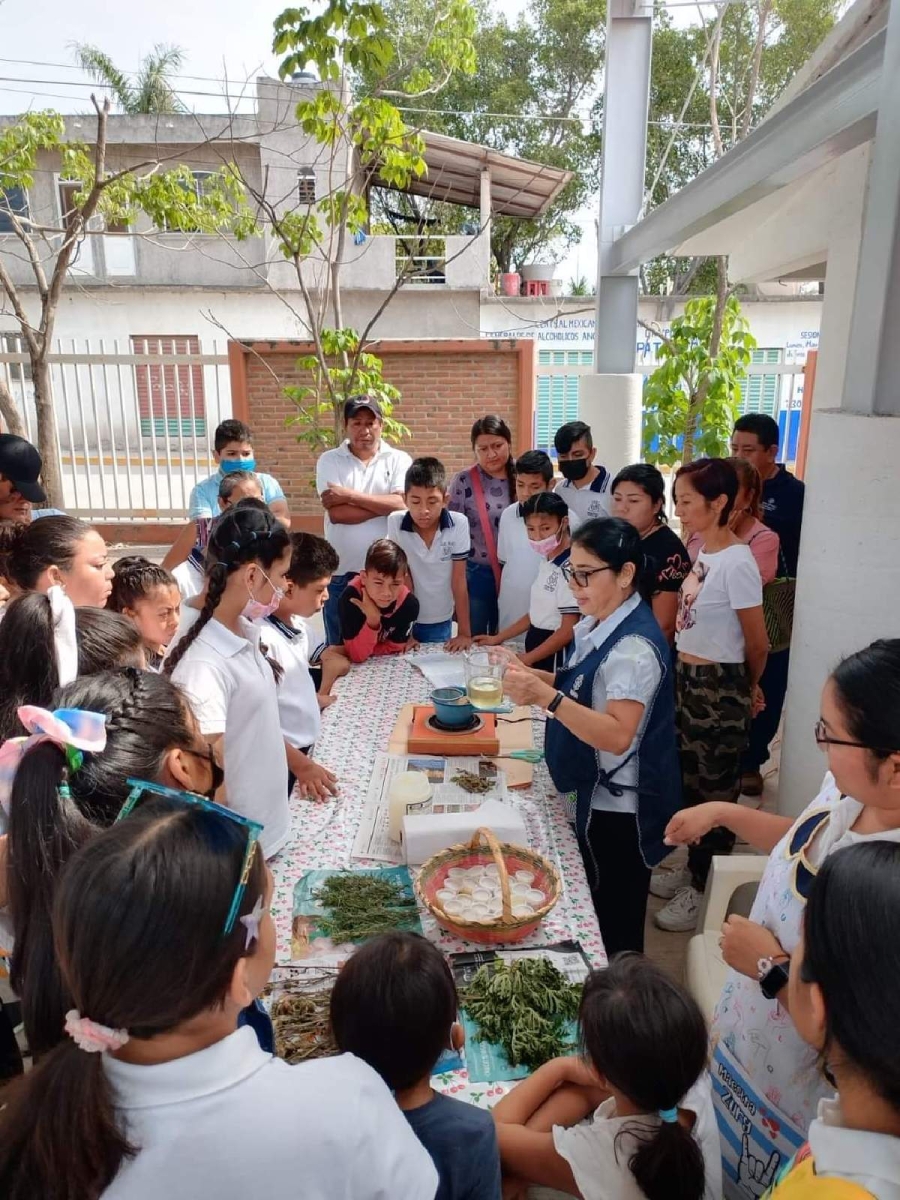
[265,0,476,448]
[641,294,756,465]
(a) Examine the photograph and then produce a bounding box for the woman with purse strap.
[447,415,516,636]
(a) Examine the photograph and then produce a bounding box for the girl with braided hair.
[109,555,181,670]
[165,503,292,857]
[0,667,221,1060]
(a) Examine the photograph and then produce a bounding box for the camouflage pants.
[676,659,752,891]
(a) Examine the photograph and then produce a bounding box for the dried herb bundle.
[270,988,338,1064]
[461,957,583,1072]
[313,871,419,943]
[451,770,493,794]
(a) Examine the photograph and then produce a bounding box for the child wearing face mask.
[475,492,579,672]
[165,505,293,858]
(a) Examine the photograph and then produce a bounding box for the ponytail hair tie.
[658,1108,679,1124]
[65,1009,129,1053]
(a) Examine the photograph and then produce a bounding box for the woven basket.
[416,827,561,945]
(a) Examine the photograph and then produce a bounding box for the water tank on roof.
[290,69,319,84]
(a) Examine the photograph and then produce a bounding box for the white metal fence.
[0,337,232,522]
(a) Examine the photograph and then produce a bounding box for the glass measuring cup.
[464,647,506,710]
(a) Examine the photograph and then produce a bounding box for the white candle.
[388,771,432,842]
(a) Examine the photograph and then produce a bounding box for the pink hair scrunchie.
[64,1010,130,1053]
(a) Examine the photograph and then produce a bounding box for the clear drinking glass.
[464,647,505,709]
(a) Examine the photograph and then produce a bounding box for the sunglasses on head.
[117,778,262,937]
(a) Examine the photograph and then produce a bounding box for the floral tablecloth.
[268,650,606,1105]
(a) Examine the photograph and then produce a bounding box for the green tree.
[72,43,187,115]
[360,0,603,274]
[257,0,477,449]
[641,289,756,465]
[643,0,840,296]
[0,105,255,503]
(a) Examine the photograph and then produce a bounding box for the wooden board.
[408,707,500,756]
[388,704,534,789]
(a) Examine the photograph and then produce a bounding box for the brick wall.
[230,339,535,523]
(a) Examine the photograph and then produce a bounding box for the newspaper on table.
[408,652,467,692]
[450,941,592,1083]
[289,865,422,963]
[352,751,509,863]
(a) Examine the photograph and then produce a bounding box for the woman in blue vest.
[502,517,682,955]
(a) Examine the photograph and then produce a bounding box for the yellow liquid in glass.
[468,677,504,709]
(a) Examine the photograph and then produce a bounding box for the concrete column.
[778,409,900,813]
[479,167,491,240]
[578,374,643,475]
[587,0,652,449]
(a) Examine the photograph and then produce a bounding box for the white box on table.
[402,800,528,866]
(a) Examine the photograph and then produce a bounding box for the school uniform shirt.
[169,608,290,858]
[316,440,412,574]
[761,465,805,577]
[529,548,580,633]
[675,543,762,663]
[554,467,612,523]
[385,509,470,624]
[714,773,900,1133]
[687,519,781,585]
[552,1074,722,1200]
[497,502,542,631]
[101,1029,438,1200]
[567,592,664,815]
[339,575,420,661]
[259,613,321,751]
[763,1096,900,1200]
[641,524,691,595]
[172,555,204,602]
[404,1091,502,1200]
[188,470,286,520]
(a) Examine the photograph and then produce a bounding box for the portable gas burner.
[408,705,500,756]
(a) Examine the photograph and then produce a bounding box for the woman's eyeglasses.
[560,562,614,588]
[814,719,895,757]
[117,778,262,936]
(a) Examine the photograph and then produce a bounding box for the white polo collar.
[104,1026,269,1110]
[196,615,261,659]
[337,438,394,463]
[572,591,641,664]
[810,1097,900,1184]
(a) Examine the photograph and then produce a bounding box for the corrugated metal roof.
[375,130,574,219]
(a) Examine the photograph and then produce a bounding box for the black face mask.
[184,744,225,799]
[559,458,590,482]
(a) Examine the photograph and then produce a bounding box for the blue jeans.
[466,560,499,637]
[323,571,354,646]
[413,619,453,643]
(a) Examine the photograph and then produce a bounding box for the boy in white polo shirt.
[316,396,412,645]
[386,458,472,649]
[497,449,555,636]
[553,420,612,523]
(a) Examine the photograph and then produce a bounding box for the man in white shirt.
[554,420,612,524]
[316,396,412,644]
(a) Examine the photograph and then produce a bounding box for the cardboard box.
[402,800,528,866]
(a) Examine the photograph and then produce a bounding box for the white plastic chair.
[686,855,766,1023]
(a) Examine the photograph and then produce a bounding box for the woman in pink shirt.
[686,457,780,583]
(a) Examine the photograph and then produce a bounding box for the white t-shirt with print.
[385,509,470,623]
[169,608,290,858]
[714,772,900,1131]
[101,1030,438,1200]
[675,542,762,662]
[316,440,412,574]
[529,549,580,631]
[553,1074,722,1200]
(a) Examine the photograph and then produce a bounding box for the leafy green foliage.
[284,329,408,449]
[270,0,476,449]
[361,0,602,273]
[642,296,756,465]
[72,43,187,115]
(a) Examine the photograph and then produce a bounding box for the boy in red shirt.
[338,539,420,662]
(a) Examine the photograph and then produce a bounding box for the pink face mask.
[529,522,567,557]
[241,568,284,622]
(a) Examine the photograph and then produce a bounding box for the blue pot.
[430,687,475,727]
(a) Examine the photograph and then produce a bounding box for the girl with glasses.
[165,502,293,857]
[665,638,900,1165]
[0,796,438,1200]
[502,516,683,956]
[0,668,219,1063]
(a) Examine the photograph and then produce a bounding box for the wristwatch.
[545,691,565,718]
[757,955,790,1000]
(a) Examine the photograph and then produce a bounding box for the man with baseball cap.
[315,395,412,644]
[0,433,50,523]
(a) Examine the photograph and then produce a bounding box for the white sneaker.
[654,886,702,932]
[649,866,690,900]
